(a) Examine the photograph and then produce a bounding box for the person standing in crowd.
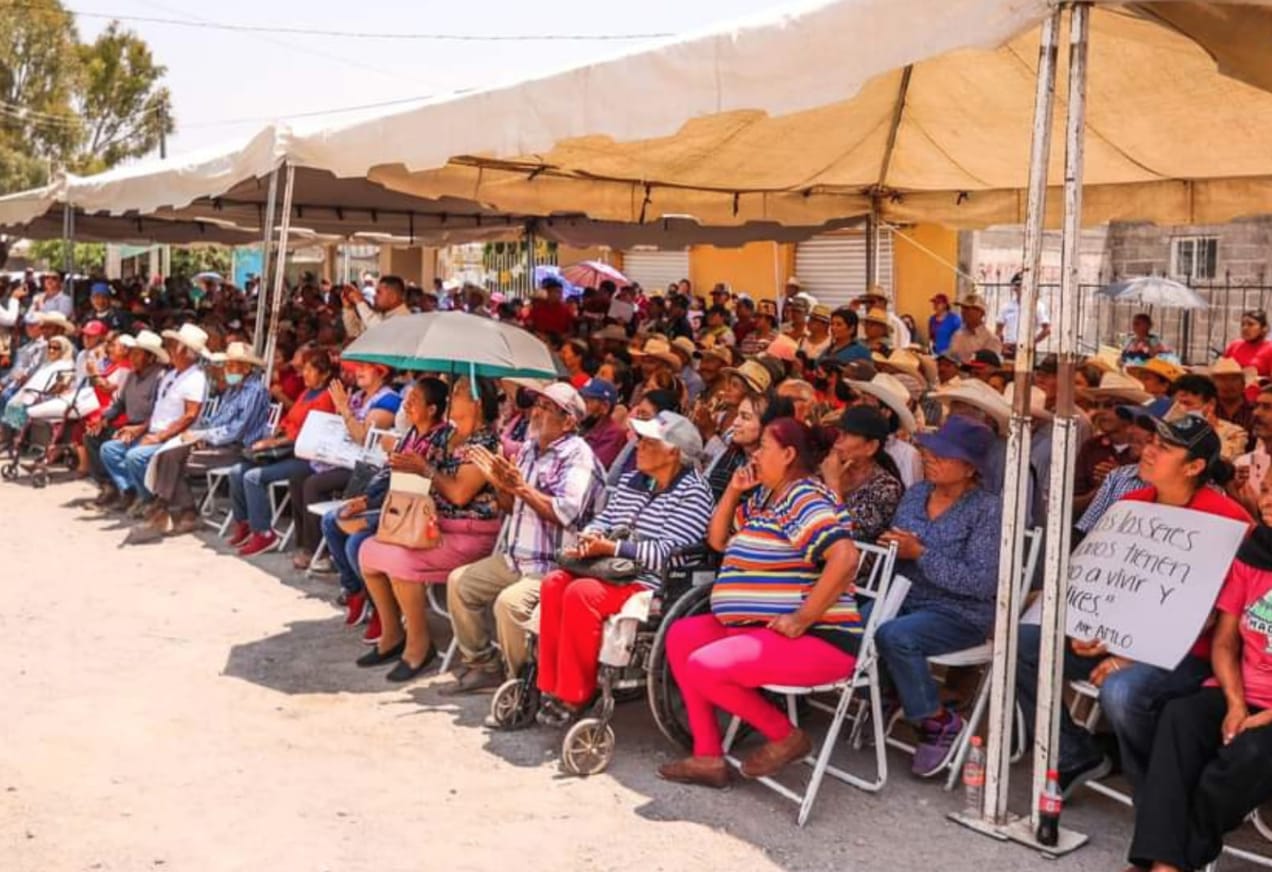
[996,272,1051,354]
[658,417,861,789]
[782,295,811,345]
[1223,309,1272,378]
[1017,413,1250,796]
[341,275,410,340]
[662,294,694,341]
[578,378,627,470]
[874,416,1003,777]
[927,293,961,355]
[1120,313,1171,365]
[529,277,574,338]
[32,272,74,320]
[731,295,757,347]
[948,292,1001,362]
[799,304,833,360]
[441,383,604,695]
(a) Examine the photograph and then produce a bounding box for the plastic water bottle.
[1036,768,1063,847]
[962,736,985,815]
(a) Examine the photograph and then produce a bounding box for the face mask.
[225,373,244,386]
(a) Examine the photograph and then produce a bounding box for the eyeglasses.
[533,398,563,415]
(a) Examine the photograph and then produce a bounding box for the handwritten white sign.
[1064,501,1247,669]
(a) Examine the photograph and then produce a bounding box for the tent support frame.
[262,163,295,384]
[253,166,280,357]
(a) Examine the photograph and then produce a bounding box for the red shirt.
[1207,559,1272,709]
[1223,338,1272,377]
[280,388,337,442]
[529,300,574,337]
[1120,485,1252,658]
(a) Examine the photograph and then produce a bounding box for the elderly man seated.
[98,324,208,517]
[440,382,605,695]
[127,342,272,543]
[88,331,166,503]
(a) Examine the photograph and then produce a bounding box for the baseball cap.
[579,377,619,405]
[82,320,107,337]
[1133,411,1221,463]
[837,405,890,442]
[962,349,1003,371]
[535,382,586,420]
[930,293,950,306]
[90,282,111,297]
[630,410,703,461]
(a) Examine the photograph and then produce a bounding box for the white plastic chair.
[720,540,907,827]
[291,427,401,557]
[200,402,284,533]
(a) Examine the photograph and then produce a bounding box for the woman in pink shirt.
[1222,310,1272,377]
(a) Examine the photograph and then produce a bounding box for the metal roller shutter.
[621,249,690,294]
[794,231,893,310]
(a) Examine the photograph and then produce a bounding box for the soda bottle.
[962,736,986,815]
[1036,768,1062,847]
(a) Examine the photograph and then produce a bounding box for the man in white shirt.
[996,272,1052,351]
[948,293,1003,362]
[341,275,411,339]
[100,324,208,516]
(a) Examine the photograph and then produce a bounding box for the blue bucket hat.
[915,416,995,476]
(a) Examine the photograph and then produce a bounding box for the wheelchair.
[487,545,719,776]
[0,375,89,489]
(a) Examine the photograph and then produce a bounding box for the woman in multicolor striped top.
[657,417,863,790]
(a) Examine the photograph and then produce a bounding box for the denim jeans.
[872,602,988,721]
[319,506,377,595]
[1015,622,1210,783]
[227,457,312,533]
[99,439,161,499]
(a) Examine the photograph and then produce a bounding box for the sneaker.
[226,520,251,547]
[343,592,368,626]
[308,557,336,574]
[236,531,278,557]
[911,710,965,778]
[361,610,382,646]
[1059,755,1113,800]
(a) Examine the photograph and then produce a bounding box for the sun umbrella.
[1096,276,1208,310]
[193,271,224,284]
[533,264,582,298]
[561,260,630,290]
[340,311,558,379]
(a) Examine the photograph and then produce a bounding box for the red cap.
[82,320,107,337]
[930,293,950,306]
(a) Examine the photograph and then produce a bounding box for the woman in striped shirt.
[535,411,714,727]
[657,417,862,789]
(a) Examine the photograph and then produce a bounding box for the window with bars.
[1170,236,1218,281]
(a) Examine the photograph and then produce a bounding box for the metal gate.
[794,231,893,309]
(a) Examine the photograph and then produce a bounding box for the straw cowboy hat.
[1003,382,1053,421]
[872,349,923,380]
[120,329,170,364]
[1088,370,1152,403]
[957,292,990,313]
[630,336,681,368]
[862,307,894,331]
[1085,345,1124,375]
[593,324,629,342]
[670,336,699,362]
[847,373,917,433]
[933,379,1011,433]
[161,323,209,355]
[722,359,773,394]
[809,303,833,323]
[1208,356,1259,386]
[1125,356,1185,385]
[856,284,890,304]
[214,341,266,368]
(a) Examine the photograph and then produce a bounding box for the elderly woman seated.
[1,335,75,437]
[352,377,504,681]
[534,410,714,726]
[873,416,1002,778]
[657,417,862,789]
[823,405,906,541]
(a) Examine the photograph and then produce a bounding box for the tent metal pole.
[262,163,295,384]
[865,197,879,290]
[525,221,537,299]
[981,5,1061,830]
[253,167,280,356]
[1031,0,1090,841]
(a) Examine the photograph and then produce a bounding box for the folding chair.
[720,540,908,827]
[200,402,285,532]
[297,427,402,563]
[427,582,459,673]
[891,527,1043,790]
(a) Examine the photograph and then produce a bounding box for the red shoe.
[237,531,278,557]
[344,592,368,626]
[361,609,382,646]
[226,521,251,547]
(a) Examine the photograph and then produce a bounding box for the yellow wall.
[892,223,959,334]
[689,241,793,301]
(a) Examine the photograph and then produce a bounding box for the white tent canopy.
[276,0,1272,228]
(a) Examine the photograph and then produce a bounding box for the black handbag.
[242,441,294,464]
[555,552,641,584]
[342,460,379,499]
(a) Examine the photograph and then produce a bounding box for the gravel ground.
[1,480,1266,872]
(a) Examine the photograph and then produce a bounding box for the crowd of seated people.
[6,263,1272,868]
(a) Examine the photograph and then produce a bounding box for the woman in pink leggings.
[658,417,864,788]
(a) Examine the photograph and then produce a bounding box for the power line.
[6,3,674,41]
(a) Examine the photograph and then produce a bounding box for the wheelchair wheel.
[561,717,615,777]
[646,583,712,752]
[489,678,538,731]
[0,463,17,481]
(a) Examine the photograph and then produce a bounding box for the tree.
[73,22,173,174]
[27,239,106,274]
[170,247,231,281]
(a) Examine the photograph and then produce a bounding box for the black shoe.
[386,645,438,683]
[1059,755,1113,800]
[355,640,405,668]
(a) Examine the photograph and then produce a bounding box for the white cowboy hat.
[123,329,170,364]
[35,311,73,332]
[933,379,1011,433]
[872,349,922,380]
[1088,370,1152,403]
[218,341,265,368]
[848,373,917,433]
[1003,382,1054,421]
[161,323,209,355]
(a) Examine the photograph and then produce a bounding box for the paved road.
[0,480,1255,872]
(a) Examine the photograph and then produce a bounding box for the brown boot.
[657,756,730,789]
[740,728,813,779]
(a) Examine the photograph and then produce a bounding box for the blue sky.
[70,0,788,157]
